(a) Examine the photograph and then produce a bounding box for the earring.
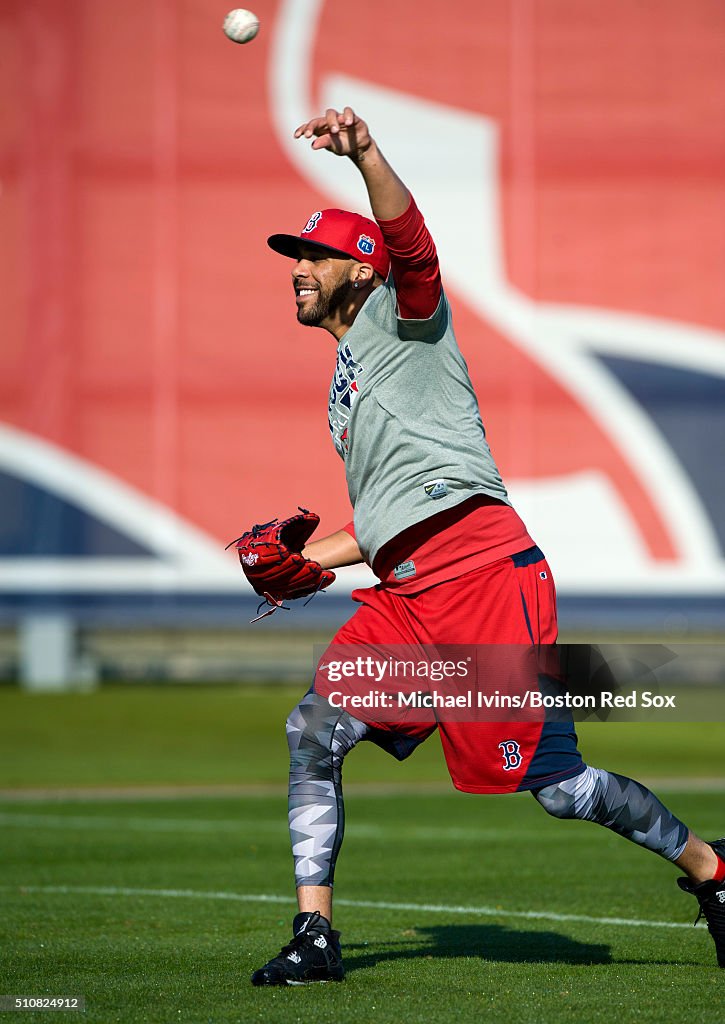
[353,282,359,289]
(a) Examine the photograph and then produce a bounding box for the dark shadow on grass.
[343,923,610,970]
[343,924,697,970]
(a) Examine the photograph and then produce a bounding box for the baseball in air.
[223,9,259,44]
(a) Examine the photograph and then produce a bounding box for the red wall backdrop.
[1,0,724,602]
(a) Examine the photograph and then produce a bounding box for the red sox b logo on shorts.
[498,739,522,771]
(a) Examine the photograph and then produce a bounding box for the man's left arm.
[301,524,363,570]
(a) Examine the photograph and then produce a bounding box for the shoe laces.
[277,912,324,957]
[691,883,725,928]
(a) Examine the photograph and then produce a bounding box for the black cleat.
[677,838,725,968]
[251,911,345,986]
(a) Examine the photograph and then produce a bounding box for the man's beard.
[297,279,352,327]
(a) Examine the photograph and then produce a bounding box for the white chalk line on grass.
[0,884,695,932]
[0,779,723,802]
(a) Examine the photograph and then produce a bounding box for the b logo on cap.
[357,234,375,256]
[302,211,322,234]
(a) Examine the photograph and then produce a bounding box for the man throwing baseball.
[245,107,725,985]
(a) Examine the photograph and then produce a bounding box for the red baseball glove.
[227,508,336,619]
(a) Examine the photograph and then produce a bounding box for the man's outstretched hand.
[294,105,410,223]
[294,106,374,161]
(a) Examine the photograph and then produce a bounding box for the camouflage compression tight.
[286,691,689,888]
[533,765,689,860]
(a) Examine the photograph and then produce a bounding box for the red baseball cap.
[267,209,390,279]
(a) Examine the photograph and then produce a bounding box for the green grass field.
[1,685,724,1023]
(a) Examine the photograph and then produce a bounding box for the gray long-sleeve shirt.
[327,280,510,566]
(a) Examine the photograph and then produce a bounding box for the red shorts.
[315,547,584,794]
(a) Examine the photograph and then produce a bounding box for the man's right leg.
[251,585,431,985]
[251,689,370,986]
[288,689,372,919]
[252,684,432,985]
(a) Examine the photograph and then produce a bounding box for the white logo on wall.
[269,0,725,596]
